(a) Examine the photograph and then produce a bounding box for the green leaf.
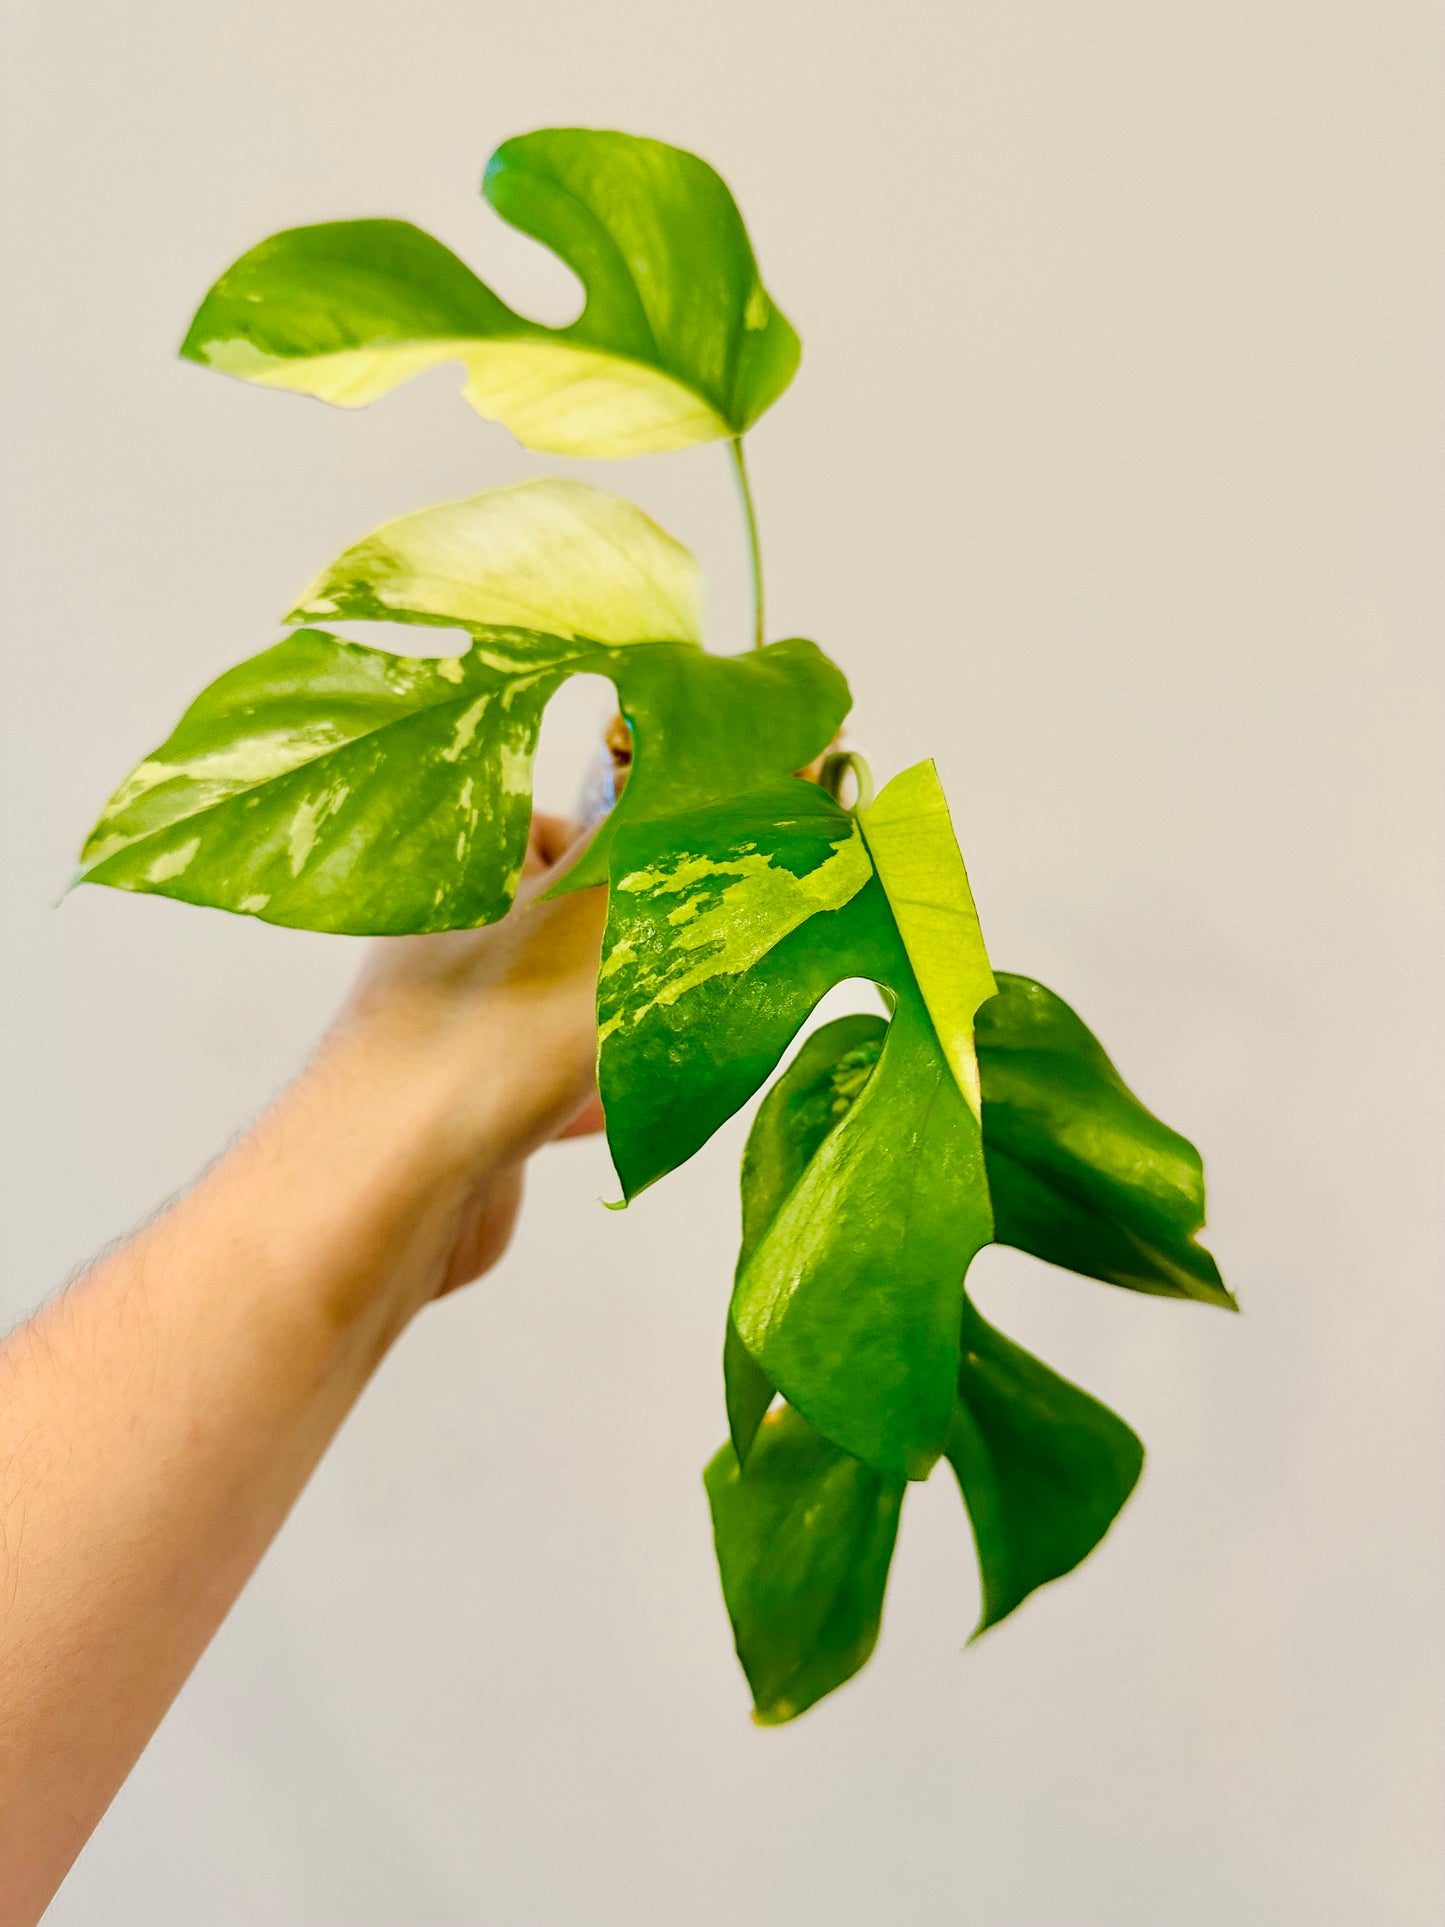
[287,481,848,896]
[181,127,800,458]
[75,487,848,933]
[979,973,1234,1309]
[707,1016,1148,1719]
[599,764,995,1478]
[725,1014,886,1463]
[947,1293,1144,1634]
[704,1402,905,1725]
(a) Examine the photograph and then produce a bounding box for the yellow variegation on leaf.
[181,128,800,459]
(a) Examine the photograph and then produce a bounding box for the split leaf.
[704,1402,905,1725]
[283,482,847,895]
[182,127,800,458]
[947,1293,1144,1634]
[75,488,847,932]
[979,973,1233,1308]
[600,764,995,1478]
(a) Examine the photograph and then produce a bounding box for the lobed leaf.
[181,127,800,458]
[600,764,995,1479]
[74,487,847,933]
[706,1013,1151,1718]
[704,1402,905,1725]
[947,1294,1144,1635]
[979,974,1234,1308]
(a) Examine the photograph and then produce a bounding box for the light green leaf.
[947,1293,1144,1634]
[704,1402,905,1725]
[75,485,847,933]
[181,127,800,458]
[599,766,995,1478]
[859,759,996,1115]
[290,478,704,646]
[284,483,848,896]
[980,974,1234,1308]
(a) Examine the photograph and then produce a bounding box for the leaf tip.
[750,1699,798,1728]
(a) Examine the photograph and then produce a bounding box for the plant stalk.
[729,437,765,650]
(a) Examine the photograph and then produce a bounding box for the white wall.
[2,3,1441,1921]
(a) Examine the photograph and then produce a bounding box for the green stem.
[729,437,765,650]
[820,750,875,814]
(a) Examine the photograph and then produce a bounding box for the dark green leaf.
[181,127,799,458]
[947,1293,1144,1635]
[704,1402,905,1724]
[600,764,995,1478]
[979,973,1234,1308]
[723,1321,776,1471]
[726,1013,885,1463]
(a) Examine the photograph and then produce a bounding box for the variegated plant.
[77,127,1233,1724]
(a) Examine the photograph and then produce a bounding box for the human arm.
[0,816,604,1927]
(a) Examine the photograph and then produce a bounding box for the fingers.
[554,1090,605,1141]
[517,812,603,908]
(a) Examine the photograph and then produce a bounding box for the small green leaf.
[738,983,988,1478]
[75,488,848,934]
[979,974,1234,1308]
[726,1013,885,1464]
[600,765,995,1478]
[182,127,799,458]
[704,1403,905,1724]
[947,1293,1144,1635]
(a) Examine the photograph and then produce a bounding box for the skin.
[0,815,605,1927]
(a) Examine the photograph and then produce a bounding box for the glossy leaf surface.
[705,1403,905,1725]
[600,765,995,1477]
[725,1013,885,1463]
[980,973,1233,1308]
[76,487,847,932]
[947,1294,1144,1634]
[181,127,799,457]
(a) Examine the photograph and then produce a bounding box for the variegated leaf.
[599,763,995,1479]
[181,127,800,459]
[75,485,848,933]
[288,478,704,647]
[280,482,848,896]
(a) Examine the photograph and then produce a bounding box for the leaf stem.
[729,437,766,650]
[820,750,876,814]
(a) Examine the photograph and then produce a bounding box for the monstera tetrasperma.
[78,125,1232,1721]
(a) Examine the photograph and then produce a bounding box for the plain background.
[2,2,1442,1921]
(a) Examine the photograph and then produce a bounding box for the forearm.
[0,1020,501,1923]
[0,829,602,1921]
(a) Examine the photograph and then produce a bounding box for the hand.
[327,811,607,1300]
